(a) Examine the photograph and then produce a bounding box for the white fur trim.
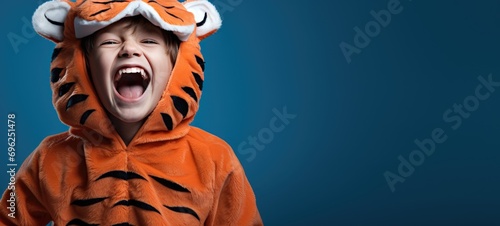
[183,0,222,37]
[74,1,194,41]
[32,0,71,42]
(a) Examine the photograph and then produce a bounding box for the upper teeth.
[118,67,147,79]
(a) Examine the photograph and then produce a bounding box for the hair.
[81,16,181,65]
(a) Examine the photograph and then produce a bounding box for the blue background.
[2,0,500,225]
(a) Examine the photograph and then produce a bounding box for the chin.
[111,108,150,124]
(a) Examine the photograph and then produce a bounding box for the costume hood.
[32,0,221,147]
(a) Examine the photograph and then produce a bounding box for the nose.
[119,40,142,58]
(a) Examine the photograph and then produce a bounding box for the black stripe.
[195,55,205,71]
[196,12,208,27]
[112,223,134,226]
[150,175,190,193]
[51,48,62,62]
[45,14,64,26]
[148,0,174,9]
[192,72,203,91]
[71,197,107,206]
[93,0,127,4]
[161,113,173,130]
[77,0,88,7]
[113,200,160,214]
[165,206,200,221]
[90,7,111,17]
[114,200,129,206]
[96,171,146,181]
[66,218,98,226]
[171,96,188,118]
[165,10,184,22]
[66,94,88,110]
[51,68,63,83]
[80,109,96,125]
[182,87,198,102]
[59,82,75,97]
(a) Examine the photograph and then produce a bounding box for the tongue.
[118,85,144,99]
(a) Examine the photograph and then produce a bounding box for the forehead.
[95,17,164,36]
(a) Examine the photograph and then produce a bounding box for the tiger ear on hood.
[183,0,222,40]
[32,0,72,43]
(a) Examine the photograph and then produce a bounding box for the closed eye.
[142,39,159,44]
[100,40,119,46]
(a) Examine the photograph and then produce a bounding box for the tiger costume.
[0,0,262,225]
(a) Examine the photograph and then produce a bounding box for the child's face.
[88,20,173,123]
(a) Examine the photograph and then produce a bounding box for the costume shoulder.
[30,132,83,175]
[187,127,263,225]
[0,132,81,225]
[37,131,80,152]
[188,127,232,149]
[17,131,82,195]
[14,132,79,177]
[187,127,238,169]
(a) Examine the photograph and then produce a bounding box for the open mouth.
[114,67,150,100]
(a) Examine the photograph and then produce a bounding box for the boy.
[0,0,262,225]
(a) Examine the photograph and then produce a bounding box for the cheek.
[153,56,173,86]
[89,54,109,76]
[88,56,110,92]
[151,73,170,103]
[155,75,169,92]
